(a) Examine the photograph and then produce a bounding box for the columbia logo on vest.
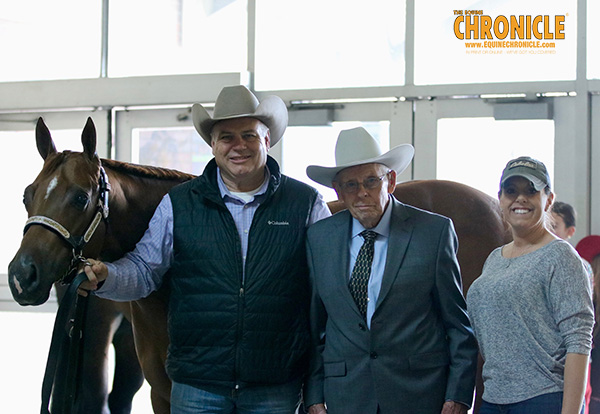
[268,220,290,226]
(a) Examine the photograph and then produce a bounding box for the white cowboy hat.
[192,85,288,146]
[306,127,414,188]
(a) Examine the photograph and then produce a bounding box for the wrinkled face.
[549,211,574,240]
[499,176,553,233]
[333,163,396,229]
[211,117,270,189]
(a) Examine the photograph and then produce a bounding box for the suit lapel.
[331,211,364,316]
[375,199,414,311]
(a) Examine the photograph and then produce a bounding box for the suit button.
[358,323,366,331]
[370,352,378,359]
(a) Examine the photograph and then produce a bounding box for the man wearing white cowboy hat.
[82,85,330,413]
[303,127,477,414]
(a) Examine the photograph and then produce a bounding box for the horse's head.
[8,118,110,305]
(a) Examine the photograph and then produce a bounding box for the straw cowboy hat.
[306,127,415,188]
[192,85,288,146]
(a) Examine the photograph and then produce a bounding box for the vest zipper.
[235,282,245,386]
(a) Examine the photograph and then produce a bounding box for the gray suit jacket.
[304,197,477,414]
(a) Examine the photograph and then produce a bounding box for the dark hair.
[551,201,576,228]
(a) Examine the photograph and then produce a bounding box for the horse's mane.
[46,151,195,182]
[101,158,196,182]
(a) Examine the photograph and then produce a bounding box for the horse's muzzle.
[7,255,52,306]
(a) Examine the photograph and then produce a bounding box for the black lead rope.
[41,272,90,414]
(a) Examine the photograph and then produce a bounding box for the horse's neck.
[100,162,192,260]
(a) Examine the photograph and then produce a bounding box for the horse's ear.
[81,117,98,159]
[35,117,57,160]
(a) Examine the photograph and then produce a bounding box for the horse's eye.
[22,186,33,208]
[72,193,90,210]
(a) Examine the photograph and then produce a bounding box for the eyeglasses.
[337,173,389,194]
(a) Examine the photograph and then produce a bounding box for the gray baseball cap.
[500,156,551,191]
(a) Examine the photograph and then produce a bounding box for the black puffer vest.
[165,156,318,390]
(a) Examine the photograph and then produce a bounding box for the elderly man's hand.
[77,259,108,296]
[308,403,327,414]
[440,401,468,414]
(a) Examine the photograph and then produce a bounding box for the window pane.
[109,0,247,77]
[255,0,405,90]
[0,1,101,81]
[588,0,600,79]
[133,127,211,175]
[281,122,390,202]
[415,0,576,85]
[437,118,554,198]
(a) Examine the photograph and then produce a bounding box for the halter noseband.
[23,166,111,284]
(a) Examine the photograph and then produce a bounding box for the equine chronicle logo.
[453,10,566,55]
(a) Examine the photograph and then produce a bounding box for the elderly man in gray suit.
[303,127,478,414]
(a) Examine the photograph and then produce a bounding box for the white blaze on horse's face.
[11,275,23,294]
[44,176,59,200]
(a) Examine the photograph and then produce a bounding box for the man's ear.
[332,182,343,202]
[387,170,397,194]
[331,181,344,203]
[264,130,271,151]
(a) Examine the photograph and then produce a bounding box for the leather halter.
[23,166,111,284]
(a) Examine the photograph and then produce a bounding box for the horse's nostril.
[8,255,39,294]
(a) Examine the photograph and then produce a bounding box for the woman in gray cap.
[467,156,594,414]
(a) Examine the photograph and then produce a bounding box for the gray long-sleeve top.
[466,239,594,405]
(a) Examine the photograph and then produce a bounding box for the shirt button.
[244,229,248,234]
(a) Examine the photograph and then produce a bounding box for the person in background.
[467,156,594,414]
[577,235,600,414]
[303,127,477,414]
[550,199,593,280]
[552,202,594,414]
[550,201,577,241]
[80,85,331,414]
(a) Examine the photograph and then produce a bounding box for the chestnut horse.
[8,118,509,413]
[8,118,192,414]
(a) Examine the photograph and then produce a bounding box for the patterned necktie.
[349,230,377,318]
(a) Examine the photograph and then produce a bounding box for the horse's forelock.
[41,152,68,174]
[40,150,101,181]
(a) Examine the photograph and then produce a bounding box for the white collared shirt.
[348,195,393,328]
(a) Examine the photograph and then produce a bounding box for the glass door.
[413,96,587,240]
